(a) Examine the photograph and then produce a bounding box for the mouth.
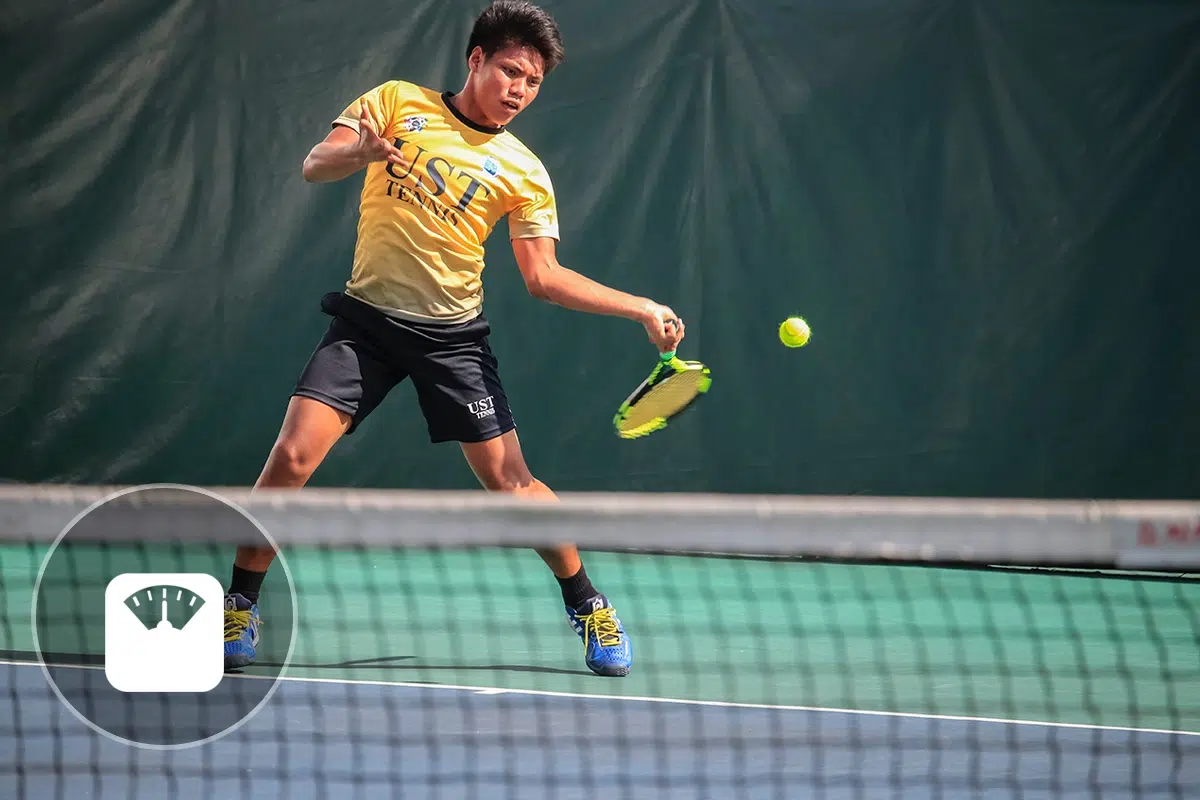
[501,100,520,113]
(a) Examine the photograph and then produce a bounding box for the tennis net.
[2,484,1199,799]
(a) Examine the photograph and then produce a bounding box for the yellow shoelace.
[581,607,623,648]
[224,609,257,643]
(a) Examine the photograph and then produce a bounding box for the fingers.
[666,320,685,351]
[667,317,685,340]
[358,104,377,137]
[385,141,407,164]
[354,106,406,165]
[655,313,685,353]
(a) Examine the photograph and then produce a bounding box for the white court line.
[6,656,1198,739]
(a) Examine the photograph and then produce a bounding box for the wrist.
[633,298,657,323]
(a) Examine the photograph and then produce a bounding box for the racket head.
[613,354,712,439]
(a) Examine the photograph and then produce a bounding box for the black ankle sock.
[557,564,598,612]
[229,566,266,604]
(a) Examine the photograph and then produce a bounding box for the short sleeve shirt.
[332,80,559,323]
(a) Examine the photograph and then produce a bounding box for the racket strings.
[621,371,706,428]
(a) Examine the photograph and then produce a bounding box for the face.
[467,44,545,127]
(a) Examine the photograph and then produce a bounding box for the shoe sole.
[224,653,255,670]
[588,663,631,677]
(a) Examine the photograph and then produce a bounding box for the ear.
[467,46,485,72]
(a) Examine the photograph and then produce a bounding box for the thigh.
[292,316,407,435]
[407,334,516,444]
[256,395,352,487]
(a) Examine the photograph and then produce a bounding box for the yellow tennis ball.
[779,316,810,348]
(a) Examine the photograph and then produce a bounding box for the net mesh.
[2,485,1199,799]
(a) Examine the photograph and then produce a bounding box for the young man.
[222,1,684,678]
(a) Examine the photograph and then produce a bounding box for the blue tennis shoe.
[566,595,632,677]
[223,593,261,670]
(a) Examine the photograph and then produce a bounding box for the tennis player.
[222,0,684,678]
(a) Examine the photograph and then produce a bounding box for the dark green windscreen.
[2,1,1197,498]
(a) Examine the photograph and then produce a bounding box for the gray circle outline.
[29,483,300,751]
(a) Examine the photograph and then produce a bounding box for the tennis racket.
[613,341,711,440]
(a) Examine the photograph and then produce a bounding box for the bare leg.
[234,396,351,572]
[459,429,581,578]
[460,429,630,676]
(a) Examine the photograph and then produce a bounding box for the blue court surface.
[4,658,1197,799]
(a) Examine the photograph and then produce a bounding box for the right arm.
[512,236,685,353]
[301,106,407,183]
[508,160,685,353]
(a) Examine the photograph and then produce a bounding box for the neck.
[450,82,497,130]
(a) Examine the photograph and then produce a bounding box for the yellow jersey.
[331,80,559,324]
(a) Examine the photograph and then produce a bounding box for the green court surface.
[5,542,1198,733]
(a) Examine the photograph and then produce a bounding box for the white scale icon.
[104,573,224,693]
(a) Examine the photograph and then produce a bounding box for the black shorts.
[292,292,516,443]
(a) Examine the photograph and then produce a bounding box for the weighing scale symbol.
[104,573,224,693]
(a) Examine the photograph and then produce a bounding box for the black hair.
[466,1,565,74]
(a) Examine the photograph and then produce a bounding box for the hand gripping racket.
[613,334,711,440]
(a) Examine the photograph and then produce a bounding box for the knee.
[269,437,321,481]
[475,460,536,493]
